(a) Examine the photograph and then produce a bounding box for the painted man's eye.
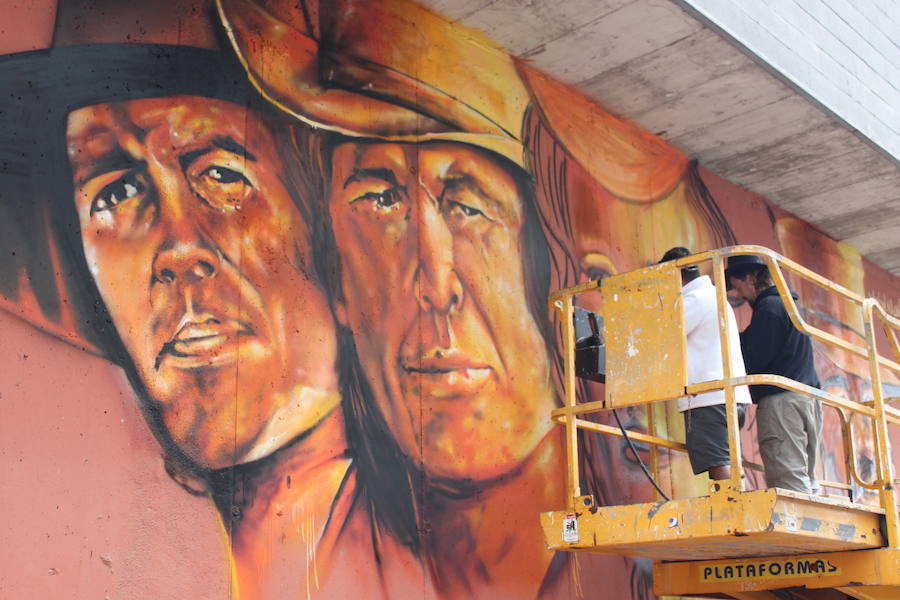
[201,165,249,186]
[194,165,253,209]
[580,253,617,283]
[441,185,493,222]
[585,266,611,282]
[91,172,147,214]
[451,201,484,218]
[357,188,402,210]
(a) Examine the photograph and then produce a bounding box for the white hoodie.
[680,275,751,412]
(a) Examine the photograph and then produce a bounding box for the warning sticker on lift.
[701,557,840,582]
[562,514,579,543]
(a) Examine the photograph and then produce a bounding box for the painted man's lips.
[402,353,492,399]
[156,317,253,369]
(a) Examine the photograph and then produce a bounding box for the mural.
[1,0,897,598]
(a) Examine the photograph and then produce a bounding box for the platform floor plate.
[541,488,885,560]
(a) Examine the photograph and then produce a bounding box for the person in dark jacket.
[726,255,822,493]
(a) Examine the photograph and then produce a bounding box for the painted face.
[67,97,339,469]
[564,161,718,315]
[329,142,554,482]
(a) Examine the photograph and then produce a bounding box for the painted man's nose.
[150,168,221,285]
[415,266,464,313]
[152,242,219,284]
[414,202,464,313]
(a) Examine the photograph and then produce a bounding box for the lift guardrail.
[548,245,900,547]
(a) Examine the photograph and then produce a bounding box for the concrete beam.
[421,0,900,274]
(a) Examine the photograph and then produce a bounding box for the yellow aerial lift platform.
[543,246,900,599]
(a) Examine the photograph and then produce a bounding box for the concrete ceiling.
[422,0,900,276]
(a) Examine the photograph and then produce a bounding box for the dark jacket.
[740,286,820,402]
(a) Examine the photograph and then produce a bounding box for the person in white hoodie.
[660,247,751,481]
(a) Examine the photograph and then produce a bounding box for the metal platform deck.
[541,486,886,561]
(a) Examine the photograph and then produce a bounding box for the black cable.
[613,409,671,502]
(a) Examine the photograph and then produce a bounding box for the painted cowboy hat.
[216,0,690,204]
[215,0,530,167]
[514,62,688,203]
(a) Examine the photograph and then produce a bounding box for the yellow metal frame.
[548,245,900,541]
[653,547,900,596]
[601,262,688,407]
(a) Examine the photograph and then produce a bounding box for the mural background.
[1,1,898,599]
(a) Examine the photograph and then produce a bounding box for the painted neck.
[224,409,353,599]
[424,426,567,597]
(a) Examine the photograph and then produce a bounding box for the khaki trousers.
[756,391,823,494]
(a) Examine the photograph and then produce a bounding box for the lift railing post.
[713,253,743,491]
[648,401,661,500]
[560,293,581,512]
[863,299,899,547]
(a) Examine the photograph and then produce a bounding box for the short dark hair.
[659,246,700,280]
[660,246,690,263]
[751,265,773,290]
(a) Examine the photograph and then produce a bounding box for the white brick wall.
[679,0,900,161]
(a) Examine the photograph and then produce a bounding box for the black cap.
[724,254,766,288]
